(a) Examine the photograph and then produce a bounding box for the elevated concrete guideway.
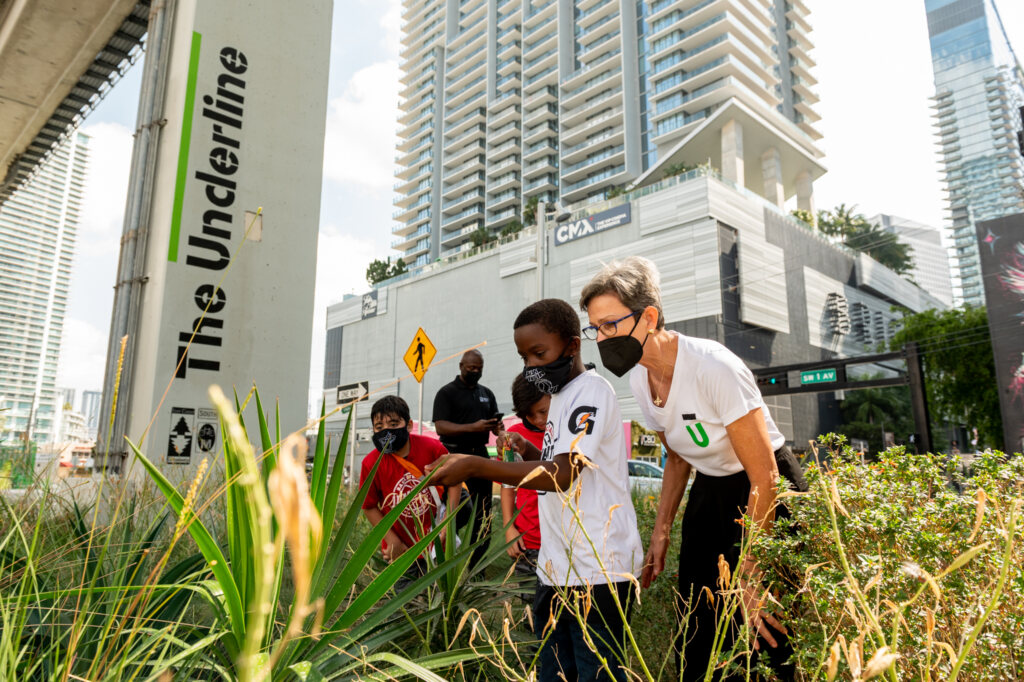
[0,0,148,204]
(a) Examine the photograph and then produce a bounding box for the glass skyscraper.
[0,133,88,444]
[392,0,825,267]
[924,0,1024,307]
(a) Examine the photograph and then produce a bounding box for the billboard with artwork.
[976,213,1024,454]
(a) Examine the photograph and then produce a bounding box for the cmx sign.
[554,204,631,246]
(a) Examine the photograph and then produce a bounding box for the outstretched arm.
[426,452,578,492]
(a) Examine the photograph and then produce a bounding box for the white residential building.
[0,132,88,444]
[392,0,825,267]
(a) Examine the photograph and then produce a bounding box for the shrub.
[757,436,1024,681]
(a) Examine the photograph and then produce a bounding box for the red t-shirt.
[508,423,542,550]
[360,434,448,550]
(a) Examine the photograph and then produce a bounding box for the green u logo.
[686,423,709,448]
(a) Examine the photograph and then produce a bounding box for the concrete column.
[796,170,815,218]
[720,119,744,186]
[761,147,784,208]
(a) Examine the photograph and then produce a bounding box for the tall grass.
[1,386,487,680]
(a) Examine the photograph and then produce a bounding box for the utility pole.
[905,341,932,453]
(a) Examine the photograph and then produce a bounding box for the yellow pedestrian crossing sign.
[403,327,436,383]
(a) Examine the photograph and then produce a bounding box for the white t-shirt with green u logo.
[629,332,785,477]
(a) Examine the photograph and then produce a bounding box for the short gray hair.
[579,256,665,328]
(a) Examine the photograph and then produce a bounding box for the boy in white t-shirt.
[427,299,643,682]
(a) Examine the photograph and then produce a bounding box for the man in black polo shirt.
[433,349,500,567]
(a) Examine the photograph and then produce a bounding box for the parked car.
[628,459,664,493]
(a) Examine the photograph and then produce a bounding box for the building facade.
[924,0,1024,307]
[327,172,946,464]
[0,132,88,444]
[392,0,825,268]
[80,389,102,440]
[871,213,955,308]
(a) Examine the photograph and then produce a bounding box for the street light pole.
[536,201,546,299]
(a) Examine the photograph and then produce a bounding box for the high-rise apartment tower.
[0,133,88,444]
[392,0,826,266]
[924,0,1024,307]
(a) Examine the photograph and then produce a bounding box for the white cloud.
[378,0,402,55]
[307,225,379,410]
[56,317,108,392]
[77,122,133,257]
[323,60,401,191]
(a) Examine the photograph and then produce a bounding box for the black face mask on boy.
[372,427,409,455]
[523,344,574,394]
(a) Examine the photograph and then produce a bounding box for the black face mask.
[597,315,649,377]
[523,344,574,394]
[462,370,482,386]
[521,420,545,433]
[372,427,409,455]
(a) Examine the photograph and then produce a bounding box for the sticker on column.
[167,407,196,464]
[195,407,218,454]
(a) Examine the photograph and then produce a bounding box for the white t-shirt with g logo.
[629,332,785,477]
[536,370,644,586]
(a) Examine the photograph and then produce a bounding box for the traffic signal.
[755,372,788,390]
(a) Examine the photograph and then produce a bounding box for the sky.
[57,0,1024,414]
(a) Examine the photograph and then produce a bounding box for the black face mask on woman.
[372,427,409,455]
[523,344,574,394]
[597,315,649,377]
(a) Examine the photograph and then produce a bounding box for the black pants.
[675,446,806,682]
[533,581,634,681]
[449,446,493,569]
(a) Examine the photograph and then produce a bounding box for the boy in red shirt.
[500,373,549,587]
[360,395,459,565]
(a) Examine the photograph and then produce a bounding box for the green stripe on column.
[168,31,202,262]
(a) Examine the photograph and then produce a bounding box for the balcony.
[562,164,626,196]
[525,102,558,126]
[489,155,522,176]
[488,139,521,162]
[446,139,487,167]
[441,204,485,227]
[444,106,486,134]
[524,120,558,144]
[561,105,623,146]
[487,189,520,211]
[444,74,486,106]
[523,139,558,162]
[441,222,481,246]
[561,144,625,182]
[442,188,485,213]
[525,84,558,108]
[487,171,520,193]
[443,153,486,181]
[561,67,621,108]
[443,124,485,154]
[442,171,485,199]
[562,127,621,159]
[490,120,521,145]
[523,154,558,178]
[486,206,520,226]
[524,173,558,192]
[489,88,521,110]
[489,104,521,129]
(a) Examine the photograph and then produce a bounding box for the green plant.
[522,196,540,227]
[469,226,494,249]
[888,307,1003,449]
[129,387,483,680]
[757,436,1024,681]
[366,257,408,286]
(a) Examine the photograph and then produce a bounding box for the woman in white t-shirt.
[579,256,807,682]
